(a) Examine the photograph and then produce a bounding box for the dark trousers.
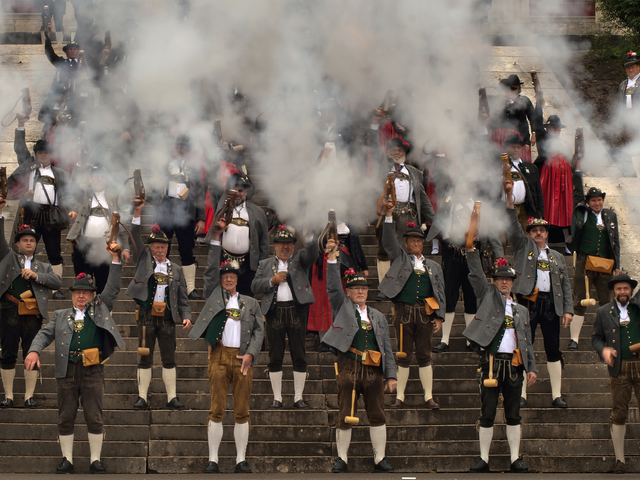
[137,307,176,369]
[573,252,612,315]
[442,249,477,313]
[71,237,110,294]
[393,302,434,368]
[519,292,562,363]
[155,197,196,266]
[610,358,640,425]
[37,225,63,266]
[0,304,42,369]
[336,353,386,429]
[478,353,524,428]
[265,301,308,372]
[57,362,104,435]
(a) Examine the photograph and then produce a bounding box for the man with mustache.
[568,187,620,350]
[505,186,573,408]
[592,272,640,474]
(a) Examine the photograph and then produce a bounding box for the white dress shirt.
[500,158,526,205]
[221,202,251,254]
[83,191,111,238]
[617,302,630,324]
[221,292,241,348]
[153,259,170,302]
[358,304,370,324]
[584,210,604,227]
[412,255,426,273]
[276,258,294,302]
[31,166,58,206]
[497,298,518,353]
[391,164,414,203]
[535,248,551,293]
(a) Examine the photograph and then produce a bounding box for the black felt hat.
[175,135,191,151]
[274,225,296,243]
[505,74,524,87]
[526,217,549,232]
[386,137,411,154]
[62,42,80,53]
[225,173,255,200]
[544,115,566,129]
[492,258,517,279]
[147,223,170,244]
[623,51,640,68]
[220,260,240,277]
[403,221,425,239]
[585,187,606,201]
[14,224,40,242]
[504,133,525,147]
[89,165,108,176]
[344,268,368,288]
[33,140,52,154]
[69,272,96,291]
[608,272,638,291]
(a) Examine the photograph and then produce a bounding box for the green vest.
[1,275,31,305]
[205,310,228,347]
[620,305,640,360]
[136,267,171,312]
[69,309,104,362]
[393,264,434,305]
[578,213,611,258]
[346,308,380,361]
[486,315,515,355]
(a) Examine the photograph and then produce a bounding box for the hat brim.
[585,192,606,201]
[607,278,638,290]
[220,269,240,277]
[526,224,549,232]
[544,123,567,129]
[147,237,169,244]
[14,231,40,242]
[346,280,369,288]
[69,284,97,292]
[403,230,425,239]
[274,237,296,243]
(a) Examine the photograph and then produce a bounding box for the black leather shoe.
[204,461,219,473]
[466,344,475,352]
[52,290,65,300]
[165,397,185,410]
[293,399,310,409]
[89,460,107,474]
[24,398,37,408]
[56,457,74,474]
[614,460,626,474]
[269,400,283,409]
[188,290,202,300]
[133,397,150,410]
[567,340,579,351]
[520,397,528,408]
[373,457,394,473]
[552,396,568,408]
[234,460,252,473]
[510,458,529,473]
[0,398,13,408]
[332,457,348,473]
[470,458,490,473]
[432,341,450,353]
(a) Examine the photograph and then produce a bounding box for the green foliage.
[596,0,640,41]
[589,33,638,62]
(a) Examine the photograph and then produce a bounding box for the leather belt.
[349,347,364,356]
[3,293,20,305]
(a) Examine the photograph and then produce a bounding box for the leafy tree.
[597,0,640,41]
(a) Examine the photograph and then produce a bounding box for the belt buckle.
[361,351,367,362]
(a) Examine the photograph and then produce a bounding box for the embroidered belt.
[226,308,241,320]
[38,176,55,186]
[230,218,249,227]
[154,273,169,285]
[536,259,550,271]
[504,316,514,329]
[89,207,106,217]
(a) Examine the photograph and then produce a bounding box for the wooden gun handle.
[108,212,121,252]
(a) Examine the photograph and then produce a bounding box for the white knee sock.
[336,428,352,462]
[51,264,64,293]
[24,369,38,400]
[570,315,584,343]
[234,422,249,464]
[293,371,306,403]
[441,312,455,345]
[479,426,493,463]
[419,365,433,402]
[137,368,152,401]
[369,425,386,464]
[395,366,410,402]
[547,360,562,400]
[611,424,626,463]
[431,239,439,254]
[1,368,15,400]
[162,367,177,401]
[521,379,527,400]
[87,432,103,463]
[269,371,283,402]
[59,434,74,464]
[183,263,197,294]
[506,424,521,463]
[464,313,475,345]
[208,420,223,463]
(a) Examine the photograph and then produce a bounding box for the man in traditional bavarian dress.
[379,201,445,409]
[67,165,128,293]
[321,237,396,474]
[209,173,269,296]
[592,272,640,474]
[251,225,318,409]
[8,138,77,300]
[618,51,640,114]
[24,245,124,474]
[375,137,435,282]
[127,196,193,410]
[464,252,537,474]
[0,195,61,409]
[189,217,264,474]
[155,135,206,300]
[506,196,573,408]
[568,187,620,351]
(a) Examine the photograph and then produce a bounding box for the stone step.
[0,456,147,474]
